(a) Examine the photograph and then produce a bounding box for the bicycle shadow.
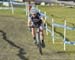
[46,22,70,41]
[54,28,69,41]
[67,22,75,27]
[47,22,52,27]
[0,30,28,60]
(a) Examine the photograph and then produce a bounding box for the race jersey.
[30,14,42,22]
[32,16,41,22]
[29,13,43,27]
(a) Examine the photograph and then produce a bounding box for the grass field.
[0,5,75,60]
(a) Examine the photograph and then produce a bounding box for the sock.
[42,40,44,42]
[42,40,44,41]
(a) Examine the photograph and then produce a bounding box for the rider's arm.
[38,12,46,24]
[40,16,46,24]
[28,17,31,27]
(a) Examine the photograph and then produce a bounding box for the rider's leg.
[40,29,44,41]
[40,24,45,47]
[39,24,44,41]
[31,28,36,40]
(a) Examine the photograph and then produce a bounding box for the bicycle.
[29,26,43,55]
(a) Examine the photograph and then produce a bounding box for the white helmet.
[30,8,38,14]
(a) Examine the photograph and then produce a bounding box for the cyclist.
[27,1,35,13]
[28,9,45,47]
[28,1,32,12]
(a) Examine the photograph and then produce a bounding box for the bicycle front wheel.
[36,32,43,55]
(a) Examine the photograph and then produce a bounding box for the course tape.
[53,23,75,30]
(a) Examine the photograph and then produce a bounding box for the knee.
[40,30,44,36]
[31,28,35,35]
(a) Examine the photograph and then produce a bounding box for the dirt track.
[0,15,74,60]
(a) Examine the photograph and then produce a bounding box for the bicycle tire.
[36,32,43,55]
[38,42,43,55]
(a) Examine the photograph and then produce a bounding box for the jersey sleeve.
[39,14,44,20]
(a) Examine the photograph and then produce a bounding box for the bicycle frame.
[35,28,43,55]
[35,28,40,44]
